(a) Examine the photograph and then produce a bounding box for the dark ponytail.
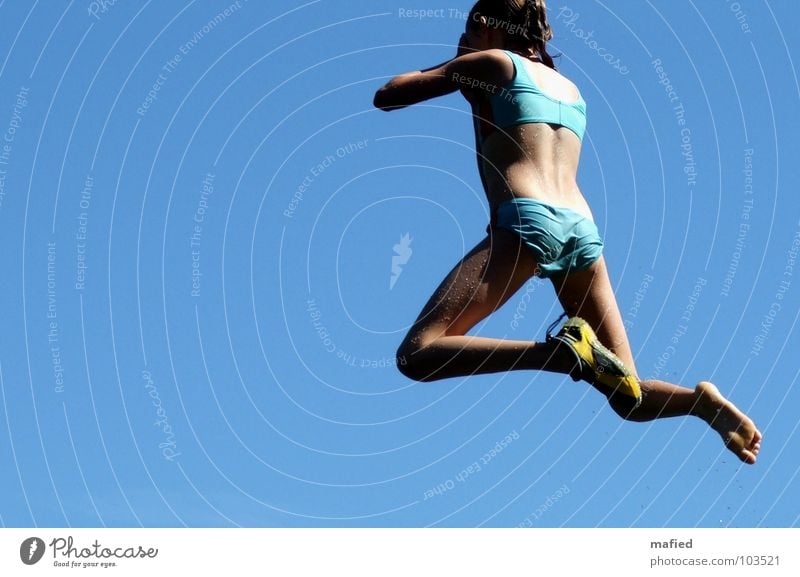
[524,0,556,69]
[468,0,557,69]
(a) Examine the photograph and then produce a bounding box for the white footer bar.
[2,528,797,576]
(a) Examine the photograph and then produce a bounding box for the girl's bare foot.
[695,381,762,464]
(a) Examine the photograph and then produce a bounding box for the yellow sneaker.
[547,315,642,408]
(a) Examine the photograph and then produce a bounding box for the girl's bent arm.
[373,49,512,111]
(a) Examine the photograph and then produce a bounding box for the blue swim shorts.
[490,198,604,278]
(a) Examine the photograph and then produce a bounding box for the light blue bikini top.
[480,50,587,141]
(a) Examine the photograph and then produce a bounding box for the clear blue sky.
[0,0,798,528]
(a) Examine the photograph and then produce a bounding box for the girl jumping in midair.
[374,0,761,464]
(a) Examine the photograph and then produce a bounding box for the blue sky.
[0,0,798,528]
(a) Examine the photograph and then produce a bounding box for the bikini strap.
[502,50,543,93]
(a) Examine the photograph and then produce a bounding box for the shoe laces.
[545,311,569,340]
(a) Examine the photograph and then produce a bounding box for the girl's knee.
[396,333,450,382]
[396,339,430,382]
[396,349,435,382]
[395,343,419,380]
